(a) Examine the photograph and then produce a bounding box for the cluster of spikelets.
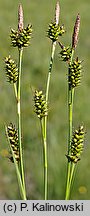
[59,14,80,62]
[5,56,18,83]
[10,24,32,49]
[4,4,33,165]
[10,4,32,49]
[34,90,48,120]
[59,45,72,62]
[47,22,65,42]
[59,13,82,90]
[68,58,82,89]
[60,46,82,89]
[47,1,65,42]
[66,125,85,163]
[6,123,20,163]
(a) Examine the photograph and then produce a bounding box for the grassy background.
[0,0,90,199]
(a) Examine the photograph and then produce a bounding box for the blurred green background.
[0,0,90,199]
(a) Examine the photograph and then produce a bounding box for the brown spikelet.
[55,1,60,25]
[18,4,23,32]
[72,13,80,49]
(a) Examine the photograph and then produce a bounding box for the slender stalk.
[41,1,60,199]
[65,49,74,200]
[65,161,71,200]
[40,118,48,200]
[41,41,57,200]
[46,41,56,103]
[68,87,74,155]
[65,163,75,200]
[11,147,27,200]
[13,83,17,99]
[17,48,26,198]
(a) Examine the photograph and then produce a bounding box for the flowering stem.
[65,163,75,200]
[46,41,56,103]
[11,146,27,200]
[17,48,26,199]
[41,41,57,199]
[65,49,75,200]
[68,87,74,155]
[40,118,48,200]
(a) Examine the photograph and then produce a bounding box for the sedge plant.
[2,1,85,200]
[4,4,32,199]
[34,1,65,200]
[59,14,85,199]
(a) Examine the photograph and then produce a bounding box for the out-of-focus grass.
[0,0,90,199]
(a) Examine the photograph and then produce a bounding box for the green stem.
[46,41,56,103]
[13,83,17,99]
[66,163,75,200]
[41,41,57,199]
[65,88,74,200]
[68,88,74,155]
[11,147,27,200]
[17,48,26,199]
[40,118,48,200]
[69,163,75,191]
[65,49,74,200]
[65,161,71,200]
